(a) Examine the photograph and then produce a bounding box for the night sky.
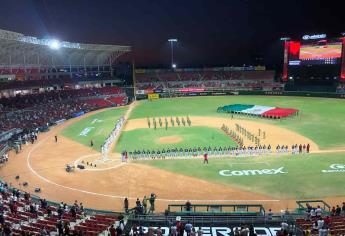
[0,0,344,69]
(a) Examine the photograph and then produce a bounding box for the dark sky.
[0,0,344,69]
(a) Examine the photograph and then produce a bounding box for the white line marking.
[26,137,279,202]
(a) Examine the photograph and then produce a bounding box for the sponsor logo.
[288,60,301,66]
[219,167,287,177]
[212,92,227,95]
[79,127,95,136]
[322,164,345,173]
[138,226,281,236]
[302,34,326,40]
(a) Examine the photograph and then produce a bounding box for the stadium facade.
[0,29,131,81]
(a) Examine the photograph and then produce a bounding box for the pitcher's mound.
[158,135,183,144]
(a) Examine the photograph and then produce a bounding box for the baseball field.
[2,95,345,212]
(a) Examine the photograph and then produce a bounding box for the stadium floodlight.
[341,32,345,36]
[168,38,178,69]
[49,40,60,50]
[280,37,291,41]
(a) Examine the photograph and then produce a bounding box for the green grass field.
[115,126,238,152]
[137,152,345,199]
[61,108,127,152]
[130,96,345,149]
[61,96,345,199]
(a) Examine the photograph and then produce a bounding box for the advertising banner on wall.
[179,88,205,93]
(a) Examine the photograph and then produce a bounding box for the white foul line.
[25,134,280,203]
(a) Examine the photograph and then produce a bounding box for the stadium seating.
[135,70,283,91]
[0,87,128,133]
[0,181,121,235]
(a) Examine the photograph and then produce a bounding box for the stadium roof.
[0,29,131,67]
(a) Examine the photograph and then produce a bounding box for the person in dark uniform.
[188,148,192,157]
[162,149,166,159]
[90,140,93,147]
[151,150,156,159]
[306,143,310,153]
[55,135,58,143]
[217,146,221,156]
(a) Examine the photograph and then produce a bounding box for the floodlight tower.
[49,40,60,50]
[168,38,178,69]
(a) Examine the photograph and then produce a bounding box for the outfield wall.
[136,89,345,100]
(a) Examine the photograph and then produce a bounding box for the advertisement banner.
[145,89,154,94]
[179,88,205,93]
[148,93,160,100]
[136,90,145,95]
[71,111,85,118]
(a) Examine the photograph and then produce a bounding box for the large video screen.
[299,41,342,60]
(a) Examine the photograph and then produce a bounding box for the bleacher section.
[0,182,122,235]
[135,69,283,91]
[0,87,128,133]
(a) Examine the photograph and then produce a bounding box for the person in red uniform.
[203,152,208,164]
[109,225,116,236]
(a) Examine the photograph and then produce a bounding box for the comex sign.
[302,34,326,40]
[322,164,345,173]
[219,167,287,177]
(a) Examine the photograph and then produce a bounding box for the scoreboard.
[283,34,345,83]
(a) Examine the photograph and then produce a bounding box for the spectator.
[318,226,328,236]
[336,205,341,215]
[315,205,322,216]
[185,200,192,212]
[249,225,256,236]
[184,221,193,236]
[124,197,129,212]
[267,209,273,220]
[317,218,324,230]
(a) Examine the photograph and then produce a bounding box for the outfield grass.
[137,152,345,199]
[130,96,345,149]
[115,126,238,152]
[61,108,127,152]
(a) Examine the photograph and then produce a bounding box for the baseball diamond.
[1,7,345,235]
[2,95,345,214]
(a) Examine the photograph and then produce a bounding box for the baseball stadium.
[1,8,345,236]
